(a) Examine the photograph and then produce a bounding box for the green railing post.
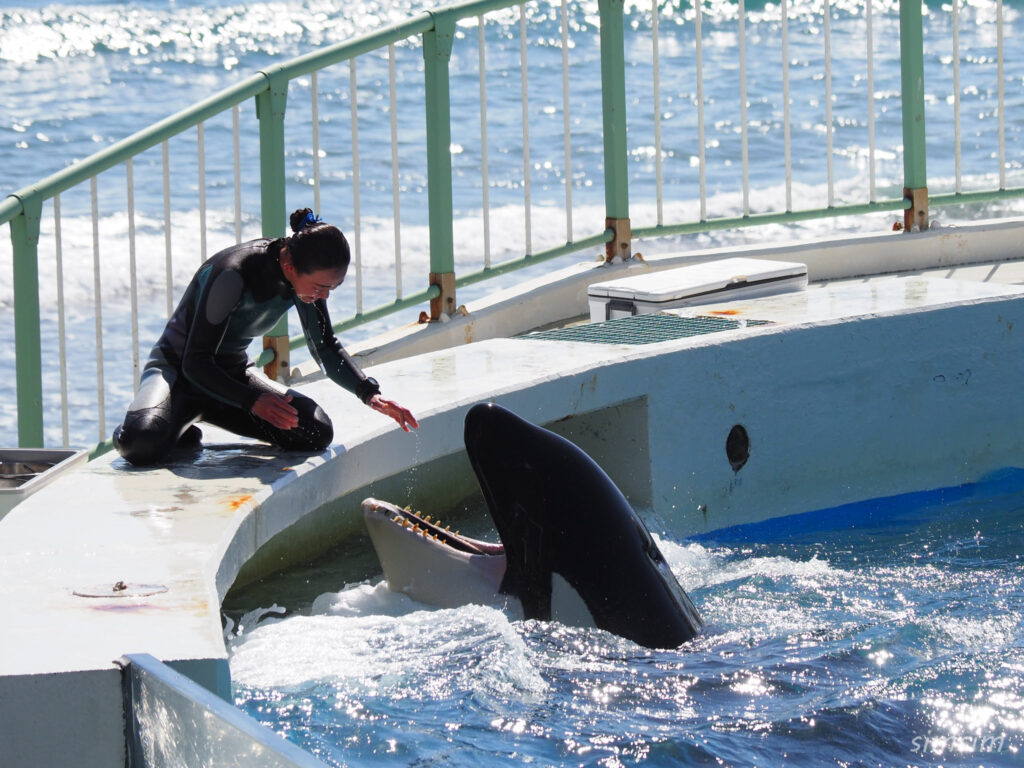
[256,73,292,381]
[423,12,457,319]
[598,0,632,261]
[9,195,44,447]
[899,0,929,231]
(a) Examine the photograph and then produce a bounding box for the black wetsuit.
[113,238,379,466]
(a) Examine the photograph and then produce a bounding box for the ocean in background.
[2,0,1024,447]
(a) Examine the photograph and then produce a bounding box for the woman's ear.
[279,248,294,277]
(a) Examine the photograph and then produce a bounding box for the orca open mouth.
[362,499,505,556]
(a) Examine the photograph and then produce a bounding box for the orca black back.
[464,402,702,649]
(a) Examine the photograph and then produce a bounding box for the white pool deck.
[4,271,1024,675]
[5,222,1024,767]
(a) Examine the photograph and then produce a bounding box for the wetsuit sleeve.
[180,266,261,409]
[295,299,381,403]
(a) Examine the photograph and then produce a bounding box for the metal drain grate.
[524,313,771,345]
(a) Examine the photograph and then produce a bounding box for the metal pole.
[256,73,291,381]
[423,12,457,319]
[899,0,928,230]
[598,0,631,261]
[9,196,44,447]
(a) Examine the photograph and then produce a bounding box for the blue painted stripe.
[691,467,1024,544]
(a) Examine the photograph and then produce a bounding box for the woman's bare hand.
[251,392,299,430]
[368,395,419,432]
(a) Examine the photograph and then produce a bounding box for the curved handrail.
[0,74,268,223]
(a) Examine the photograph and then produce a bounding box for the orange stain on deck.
[223,494,254,512]
[708,309,742,316]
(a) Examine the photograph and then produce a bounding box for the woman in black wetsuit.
[113,208,418,466]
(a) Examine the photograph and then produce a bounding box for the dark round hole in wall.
[726,425,750,472]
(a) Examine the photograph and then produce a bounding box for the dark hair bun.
[289,207,316,233]
[285,208,351,275]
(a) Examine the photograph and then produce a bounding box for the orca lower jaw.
[362,498,505,556]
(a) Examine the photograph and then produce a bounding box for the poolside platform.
[5,253,1024,766]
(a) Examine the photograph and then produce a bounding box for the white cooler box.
[587,257,808,322]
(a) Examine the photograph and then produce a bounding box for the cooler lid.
[587,257,807,302]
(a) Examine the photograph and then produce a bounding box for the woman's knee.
[113,409,179,466]
[305,405,334,450]
[276,397,333,452]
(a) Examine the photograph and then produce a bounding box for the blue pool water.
[228,470,1024,767]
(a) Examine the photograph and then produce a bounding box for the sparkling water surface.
[226,470,1024,767]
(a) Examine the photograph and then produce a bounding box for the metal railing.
[2,0,1023,449]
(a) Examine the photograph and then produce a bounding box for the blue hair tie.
[303,212,322,228]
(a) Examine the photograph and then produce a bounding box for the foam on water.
[231,586,548,700]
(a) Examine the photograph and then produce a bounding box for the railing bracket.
[262,335,291,383]
[429,272,457,321]
[903,187,929,232]
[604,217,632,263]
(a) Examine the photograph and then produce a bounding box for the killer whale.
[363,402,702,649]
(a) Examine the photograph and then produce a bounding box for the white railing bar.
[824,0,834,208]
[561,0,574,240]
[695,0,707,220]
[997,0,1005,189]
[350,59,363,314]
[162,140,173,317]
[54,194,70,448]
[739,0,749,216]
[388,44,403,300]
[311,71,322,217]
[232,105,242,243]
[198,122,207,263]
[866,0,876,202]
[127,158,140,394]
[953,0,962,193]
[478,17,492,268]
[520,4,533,256]
[90,177,106,441]
[652,0,664,226]
[782,0,792,211]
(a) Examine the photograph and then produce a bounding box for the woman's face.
[281,249,347,303]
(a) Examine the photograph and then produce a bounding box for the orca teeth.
[373,501,490,555]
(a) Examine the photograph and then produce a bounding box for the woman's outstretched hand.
[368,394,419,432]
[251,392,299,430]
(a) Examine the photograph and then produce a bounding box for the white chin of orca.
[362,498,508,611]
[362,498,597,630]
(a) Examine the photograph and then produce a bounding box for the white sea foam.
[230,585,549,697]
[921,612,1020,653]
[656,533,839,589]
[309,579,426,617]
